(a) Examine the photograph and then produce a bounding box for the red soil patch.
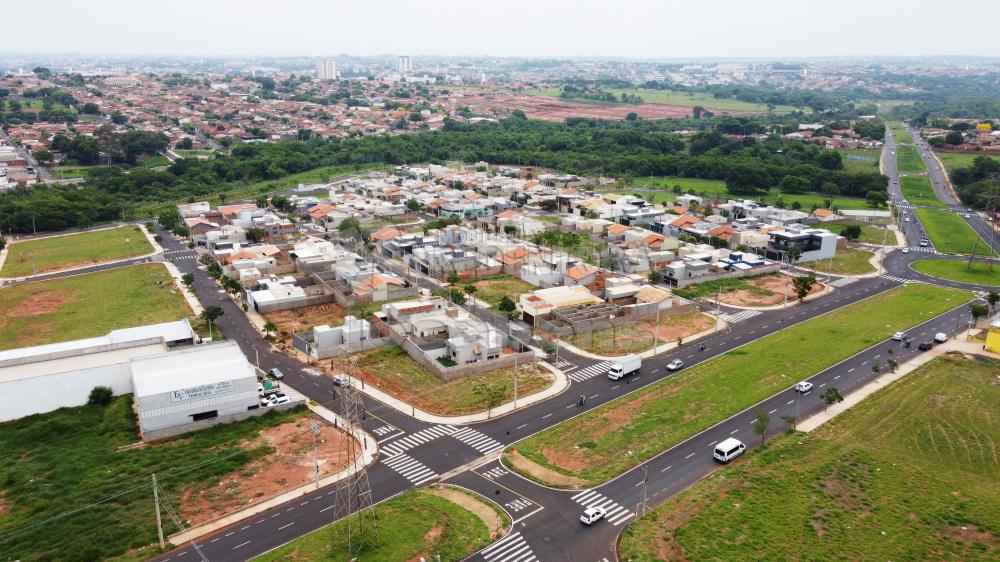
[717,274,826,307]
[265,302,348,345]
[466,93,759,122]
[9,291,70,317]
[177,416,357,526]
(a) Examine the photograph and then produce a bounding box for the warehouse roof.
[0,319,194,365]
[130,341,255,398]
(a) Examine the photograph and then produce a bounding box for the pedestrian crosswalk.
[480,532,537,562]
[163,249,197,260]
[381,454,438,486]
[504,498,534,513]
[450,427,504,455]
[907,246,936,253]
[717,309,761,324]
[380,425,456,458]
[567,361,613,383]
[882,275,909,284]
[552,360,573,370]
[371,425,395,437]
[570,489,635,526]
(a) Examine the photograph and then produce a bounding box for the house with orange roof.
[811,208,836,221]
[218,203,258,221]
[563,264,599,287]
[370,226,405,242]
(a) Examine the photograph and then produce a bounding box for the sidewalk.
[798,335,999,433]
[168,398,377,545]
[553,314,728,361]
[163,261,205,315]
[352,360,570,425]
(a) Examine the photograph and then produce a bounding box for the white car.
[667,359,684,371]
[332,375,350,387]
[579,506,606,525]
[901,247,910,254]
[794,381,813,393]
[964,213,972,219]
[892,331,906,341]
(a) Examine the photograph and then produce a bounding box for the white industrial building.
[132,341,265,440]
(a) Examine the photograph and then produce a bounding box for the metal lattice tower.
[331,359,379,556]
[967,178,1000,272]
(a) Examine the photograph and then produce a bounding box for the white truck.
[607,354,641,380]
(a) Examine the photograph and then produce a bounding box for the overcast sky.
[5,0,1000,59]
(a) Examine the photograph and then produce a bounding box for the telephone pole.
[153,474,165,550]
[640,465,649,516]
[311,421,321,489]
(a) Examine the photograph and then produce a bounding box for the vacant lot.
[524,87,792,113]
[563,311,715,356]
[896,145,926,174]
[914,208,993,255]
[339,344,553,416]
[899,176,946,208]
[466,274,536,308]
[799,247,875,276]
[620,354,1000,562]
[507,284,971,486]
[0,398,313,561]
[935,150,1000,178]
[0,264,195,350]
[257,487,504,562]
[265,301,349,345]
[630,177,870,211]
[911,259,1000,286]
[1,225,153,277]
[822,220,893,245]
[839,148,880,174]
[673,273,824,308]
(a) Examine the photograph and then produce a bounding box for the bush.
[87,386,114,406]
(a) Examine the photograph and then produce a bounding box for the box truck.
[607,354,641,380]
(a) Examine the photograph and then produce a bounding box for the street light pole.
[641,465,648,516]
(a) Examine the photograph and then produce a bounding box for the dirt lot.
[717,274,826,307]
[465,93,757,122]
[265,302,349,345]
[563,311,716,356]
[178,415,357,526]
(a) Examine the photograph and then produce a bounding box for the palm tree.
[263,322,277,336]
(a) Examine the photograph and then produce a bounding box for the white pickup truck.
[607,354,641,380]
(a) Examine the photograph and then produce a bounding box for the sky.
[4,0,1000,59]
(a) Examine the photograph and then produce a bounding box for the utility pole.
[879,224,889,275]
[653,303,660,352]
[513,354,518,409]
[640,465,648,516]
[153,474,165,550]
[311,421,321,489]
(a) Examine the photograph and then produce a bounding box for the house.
[563,264,599,287]
[518,285,604,325]
[765,224,838,263]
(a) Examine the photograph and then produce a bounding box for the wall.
[668,263,781,288]
[253,293,337,314]
[0,362,135,422]
[140,400,303,441]
[385,326,535,382]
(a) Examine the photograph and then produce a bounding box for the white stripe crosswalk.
[481,466,509,480]
[504,498,534,513]
[570,489,635,526]
[380,425,456,458]
[480,532,537,562]
[450,427,504,455]
[907,246,936,253]
[381,454,438,486]
[718,309,761,323]
[568,361,613,382]
[882,275,909,283]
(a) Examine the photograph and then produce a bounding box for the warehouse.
[131,341,270,440]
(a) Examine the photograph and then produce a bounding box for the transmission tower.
[330,359,379,556]
[967,179,1000,272]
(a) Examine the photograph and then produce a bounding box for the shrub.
[87,386,113,406]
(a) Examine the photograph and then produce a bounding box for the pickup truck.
[607,354,641,380]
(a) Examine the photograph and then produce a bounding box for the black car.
[918,341,933,351]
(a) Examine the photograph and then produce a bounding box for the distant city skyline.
[5,0,1000,59]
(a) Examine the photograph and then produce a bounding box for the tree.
[839,224,862,241]
[405,198,422,212]
[753,408,771,446]
[786,246,802,264]
[0,235,5,251]
[504,225,518,236]
[463,284,478,304]
[449,287,467,305]
[969,303,989,328]
[498,295,518,319]
[625,112,638,121]
[33,66,52,79]
[158,208,182,231]
[887,358,898,373]
[987,291,999,312]
[648,270,663,283]
[181,273,194,287]
[263,321,277,336]
[201,305,225,338]
[866,191,886,209]
[111,111,127,125]
[792,275,816,302]
[176,137,193,149]
[821,387,843,411]
[87,386,114,406]
[472,381,508,418]
[945,131,964,146]
[816,150,844,170]
[245,227,264,243]
[81,102,100,115]
[446,270,459,284]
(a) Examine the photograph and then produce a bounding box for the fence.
[536,301,698,338]
[667,263,781,288]
[384,323,535,382]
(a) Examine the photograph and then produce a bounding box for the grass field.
[935,151,1000,182]
[350,344,553,416]
[524,87,796,113]
[839,148,881,174]
[0,264,195,350]
[49,164,99,179]
[896,145,926,174]
[914,208,993,255]
[888,122,913,145]
[0,397,309,561]
[899,176,946,208]
[507,284,971,486]
[822,220,893,245]
[1,225,154,277]
[137,154,171,168]
[619,354,1000,562]
[562,311,715,356]
[799,247,876,276]
[465,275,536,308]
[911,259,1000,286]
[629,177,870,211]
[256,488,503,561]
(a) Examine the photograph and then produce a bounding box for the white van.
[933,332,948,343]
[713,438,746,463]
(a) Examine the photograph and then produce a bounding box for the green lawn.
[2,225,154,277]
[255,488,501,562]
[0,264,195,350]
[800,247,876,276]
[466,274,536,307]
[620,354,1000,562]
[911,259,1000,286]
[899,176,946,208]
[839,148,880,174]
[888,122,913,145]
[0,397,309,561]
[49,164,99,179]
[896,145,926,174]
[353,344,553,416]
[174,149,216,159]
[137,154,171,168]
[935,151,1000,182]
[914,208,994,255]
[822,220,893,245]
[507,284,972,487]
[629,177,870,211]
[524,87,796,113]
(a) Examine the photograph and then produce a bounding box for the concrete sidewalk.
[798,336,999,432]
[553,315,727,361]
[352,360,570,425]
[168,397,377,545]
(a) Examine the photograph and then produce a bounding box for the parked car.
[918,341,933,351]
[269,368,285,379]
[332,375,350,387]
[579,506,606,525]
[891,331,906,342]
[713,438,746,463]
[934,332,948,343]
[269,395,291,406]
[794,381,813,393]
[666,359,684,371]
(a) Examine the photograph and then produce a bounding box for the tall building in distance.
[396,55,412,74]
[315,59,337,80]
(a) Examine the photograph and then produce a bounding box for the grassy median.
[911,259,1000,286]
[914,208,993,255]
[1,225,153,277]
[899,176,946,208]
[896,145,926,174]
[620,353,1000,562]
[507,284,972,487]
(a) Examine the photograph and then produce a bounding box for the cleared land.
[896,145,926,174]
[562,311,716,356]
[524,87,793,113]
[49,164,98,179]
[466,274,536,308]
[911,259,1000,286]
[0,264,195,350]
[839,148,881,174]
[0,399,315,561]
[629,177,870,211]
[822,219,893,245]
[619,354,1000,562]
[799,247,876,276]
[914,208,993,256]
[338,344,553,416]
[1,225,153,277]
[507,284,972,486]
[255,487,504,561]
[673,273,825,307]
[899,176,946,208]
